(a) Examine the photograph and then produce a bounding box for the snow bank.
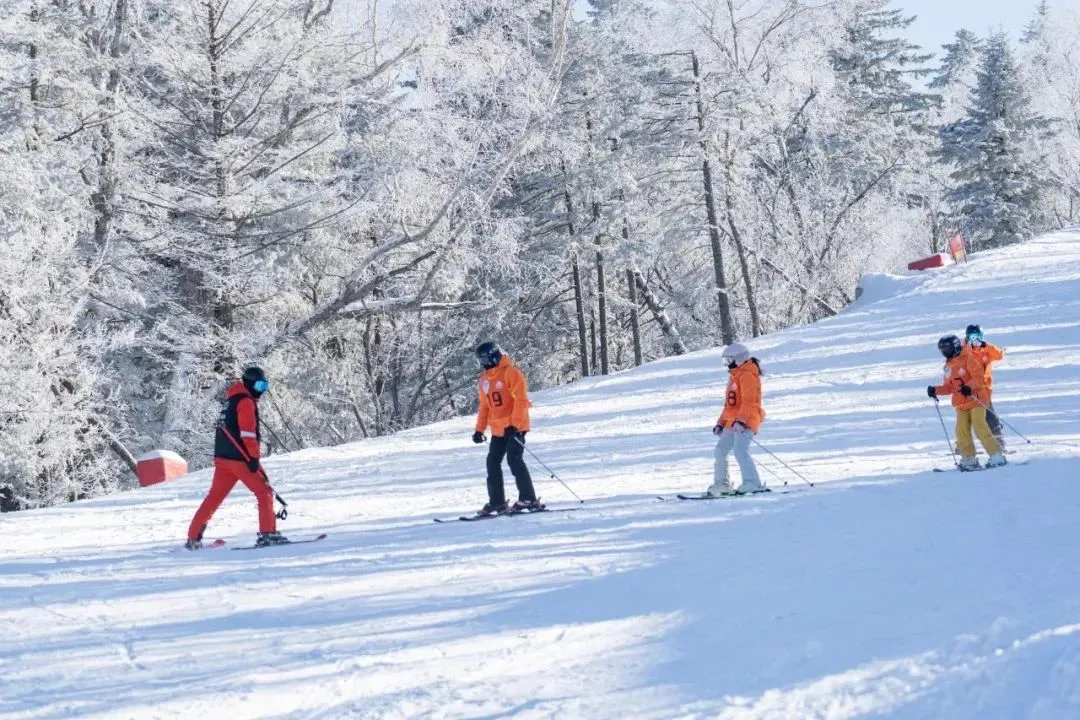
[854,271,926,305]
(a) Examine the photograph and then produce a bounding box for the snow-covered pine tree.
[830,1,938,121]
[1022,0,1052,64]
[930,30,983,112]
[938,33,1051,249]
[911,29,985,252]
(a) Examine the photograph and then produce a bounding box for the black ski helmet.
[475,341,502,370]
[937,335,962,360]
[965,324,983,341]
[241,366,269,397]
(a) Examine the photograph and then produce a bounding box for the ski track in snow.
[4,232,1080,718]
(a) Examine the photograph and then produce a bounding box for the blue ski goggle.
[253,379,269,393]
[967,331,984,343]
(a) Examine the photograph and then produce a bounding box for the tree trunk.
[593,202,609,375]
[90,0,127,250]
[28,4,43,107]
[721,132,761,337]
[563,171,591,377]
[571,257,591,377]
[627,267,642,366]
[589,307,598,374]
[691,50,736,345]
[632,268,687,356]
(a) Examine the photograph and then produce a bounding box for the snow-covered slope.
[5,232,1080,720]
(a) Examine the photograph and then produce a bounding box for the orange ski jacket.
[475,355,531,437]
[964,340,1004,391]
[718,359,765,433]
[935,347,990,410]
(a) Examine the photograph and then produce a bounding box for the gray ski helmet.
[242,366,269,396]
[937,335,962,360]
[722,342,751,366]
[475,341,502,370]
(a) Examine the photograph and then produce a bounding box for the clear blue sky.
[900,0,1075,54]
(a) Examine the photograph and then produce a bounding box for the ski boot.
[510,498,545,513]
[255,531,290,547]
[706,482,736,497]
[958,456,981,472]
[985,453,1007,469]
[476,501,508,517]
[733,484,770,496]
[184,538,203,551]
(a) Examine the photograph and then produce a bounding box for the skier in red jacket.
[185,367,288,549]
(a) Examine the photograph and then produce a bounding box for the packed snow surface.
[4,232,1080,719]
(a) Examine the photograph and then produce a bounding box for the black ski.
[433,507,579,523]
[676,489,774,500]
[230,533,328,550]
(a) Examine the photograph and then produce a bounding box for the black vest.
[214,391,260,460]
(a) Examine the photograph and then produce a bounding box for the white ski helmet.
[722,342,751,366]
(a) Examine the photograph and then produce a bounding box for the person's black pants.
[486,433,536,506]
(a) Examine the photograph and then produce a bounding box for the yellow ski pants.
[956,406,1001,458]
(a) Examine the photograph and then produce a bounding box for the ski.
[933,459,1028,473]
[433,506,580,523]
[676,489,775,500]
[229,533,328,550]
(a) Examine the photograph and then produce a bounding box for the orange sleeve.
[934,369,953,396]
[508,367,531,429]
[475,379,490,433]
[718,392,732,426]
[719,382,739,427]
[985,343,1005,362]
[237,397,260,459]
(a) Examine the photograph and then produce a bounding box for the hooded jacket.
[475,354,531,437]
[935,346,989,411]
[718,359,765,433]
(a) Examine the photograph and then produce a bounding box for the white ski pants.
[714,425,762,490]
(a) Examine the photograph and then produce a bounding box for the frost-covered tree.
[939,33,1050,249]
[0,2,136,509]
[1019,3,1080,227]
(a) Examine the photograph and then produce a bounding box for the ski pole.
[932,398,959,466]
[753,455,785,485]
[220,424,289,519]
[971,395,1033,445]
[512,435,584,503]
[749,436,814,488]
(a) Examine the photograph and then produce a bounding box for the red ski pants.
[187,459,276,540]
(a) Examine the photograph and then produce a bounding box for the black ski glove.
[472,431,486,444]
[712,424,724,436]
[960,385,973,397]
[246,458,260,474]
[926,385,937,399]
[505,426,522,442]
